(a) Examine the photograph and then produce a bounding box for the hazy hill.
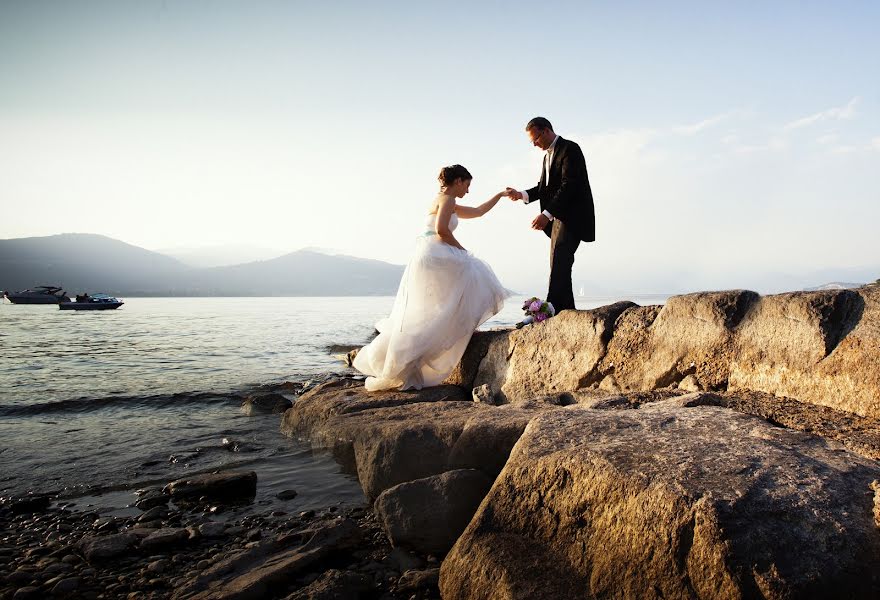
[0,233,191,295]
[0,234,404,296]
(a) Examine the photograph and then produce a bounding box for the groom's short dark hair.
[526,117,553,132]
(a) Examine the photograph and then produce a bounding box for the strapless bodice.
[424,212,458,235]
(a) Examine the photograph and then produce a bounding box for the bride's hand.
[505,187,523,201]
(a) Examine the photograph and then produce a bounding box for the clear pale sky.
[2,1,878,293]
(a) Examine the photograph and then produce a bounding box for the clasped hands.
[505,187,550,231]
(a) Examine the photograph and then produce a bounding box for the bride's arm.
[455,191,507,219]
[436,195,466,251]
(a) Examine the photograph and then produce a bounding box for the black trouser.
[547,219,580,312]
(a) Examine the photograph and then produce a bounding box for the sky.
[1,1,879,294]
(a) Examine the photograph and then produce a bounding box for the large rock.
[440,403,880,599]
[282,378,469,441]
[472,302,635,403]
[680,389,880,462]
[603,290,758,391]
[730,288,879,417]
[448,402,559,476]
[164,470,257,501]
[281,379,486,499]
[375,469,493,555]
[444,330,510,389]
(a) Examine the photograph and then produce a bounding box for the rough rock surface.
[602,290,757,391]
[375,469,493,555]
[440,403,880,599]
[471,302,635,403]
[730,288,878,416]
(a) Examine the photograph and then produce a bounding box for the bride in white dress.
[354,165,512,391]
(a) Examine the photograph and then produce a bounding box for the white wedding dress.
[353,207,512,391]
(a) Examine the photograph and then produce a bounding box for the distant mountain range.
[0,234,404,296]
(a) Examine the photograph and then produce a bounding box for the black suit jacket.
[525,136,596,242]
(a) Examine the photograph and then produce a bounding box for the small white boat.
[59,294,124,311]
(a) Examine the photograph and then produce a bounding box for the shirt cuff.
[522,190,530,204]
[542,209,554,221]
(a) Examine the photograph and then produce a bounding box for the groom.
[507,117,595,313]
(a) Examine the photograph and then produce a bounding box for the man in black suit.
[507,117,596,313]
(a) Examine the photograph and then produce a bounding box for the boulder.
[164,470,257,501]
[441,403,880,599]
[473,302,635,403]
[281,379,485,499]
[77,533,140,562]
[730,288,878,417]
[375,469,493,555]
[448,403,558,476]
[281,378,469,441]
[602,290,757,391]
[240,392,293,415]
[444,330,510,389]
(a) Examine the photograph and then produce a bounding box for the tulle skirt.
[353,235,512,391]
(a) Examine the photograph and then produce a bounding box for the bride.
[353,164,512,391]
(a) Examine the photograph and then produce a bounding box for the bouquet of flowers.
[517,297,555,328]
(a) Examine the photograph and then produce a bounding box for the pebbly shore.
[1,474,440,600]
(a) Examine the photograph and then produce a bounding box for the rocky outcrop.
[281,284,880,598]
[440,403,880,599]
[375,469,493,555]
[282,379,486,499]
[448,285,880,418]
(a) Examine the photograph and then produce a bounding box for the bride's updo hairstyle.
[438,164,472,188]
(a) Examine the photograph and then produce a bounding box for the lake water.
[0,295,665,515]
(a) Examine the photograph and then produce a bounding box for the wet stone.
[51,576,80,595]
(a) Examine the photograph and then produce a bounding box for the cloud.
[673,110,739,136]
[783,96,860,131]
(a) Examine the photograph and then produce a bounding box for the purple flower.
[529,300,542,313]
[535,312,548,322]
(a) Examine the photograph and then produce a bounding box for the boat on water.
[59,294,124,311]
[3,285,72,304]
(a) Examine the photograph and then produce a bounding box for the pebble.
[276,489,298,500]
[146,559,169,574]
[137,506,168,523]
[51,576,80,595]
[12,586,41,599]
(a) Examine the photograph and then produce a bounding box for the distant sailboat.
[578,284,585,297]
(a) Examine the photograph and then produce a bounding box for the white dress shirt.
[522,134,559,221]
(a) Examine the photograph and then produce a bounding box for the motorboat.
[3,285,72,304]
[59,294,124,311]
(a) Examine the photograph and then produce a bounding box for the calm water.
[0,295,664,514]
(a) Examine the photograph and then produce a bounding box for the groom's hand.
[531,214,550,230]
[506,187,523,201]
